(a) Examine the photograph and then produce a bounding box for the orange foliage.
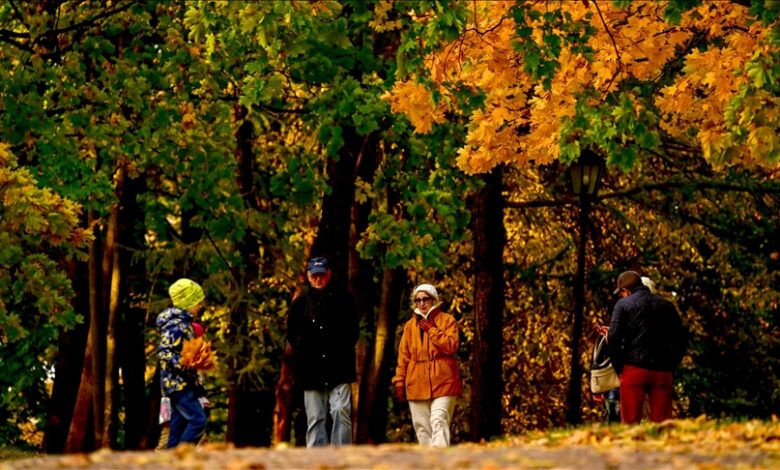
[181,337,218,371]
[387,1,778,173]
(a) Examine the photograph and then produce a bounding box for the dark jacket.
[607,286,687,374]
[157,307,199,396]
[286,284,359,390]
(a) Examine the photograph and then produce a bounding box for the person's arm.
[607,303,626,371]
[286,295,303,351]
[391,322,411,389]
[159,319,188,372]
[606,304,624,347]
[427,314,459,356]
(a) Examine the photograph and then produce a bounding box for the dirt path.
[3,441,776,469]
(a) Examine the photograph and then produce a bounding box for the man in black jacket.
[605,271,687,424]
[286,256,358,447]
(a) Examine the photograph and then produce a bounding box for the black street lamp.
[565,148,605,424]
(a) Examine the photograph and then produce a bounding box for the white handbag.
[590,336,620,393]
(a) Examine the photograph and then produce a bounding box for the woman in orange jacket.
[392,283,462,447]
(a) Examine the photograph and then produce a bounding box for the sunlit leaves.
[389,0,780,173]
[0,145,88,444]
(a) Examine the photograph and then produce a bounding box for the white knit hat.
[641,276,657,294]
[413,283,439,300]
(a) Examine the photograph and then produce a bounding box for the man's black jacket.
[286,284,358,390]
[607,286,687,374]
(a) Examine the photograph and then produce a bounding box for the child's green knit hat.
[168,278,205,311]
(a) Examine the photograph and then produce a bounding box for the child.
[156,321,209,449]
[157,279,207,448]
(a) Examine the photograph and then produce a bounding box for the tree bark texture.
[272,343,295,445]
[64,209,105,452]
[310,126,364,288]
[469,168,506,441]
[362,267,406,443]
[43,259,89,453]
[117,172,150,449]
[349,135,380,443]
[101,167,123,448]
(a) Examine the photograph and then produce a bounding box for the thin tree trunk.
[272,343,295,445]
[469,168,505,441]
[226,104,268,446]
[349,137,380,443]
[101,167,123,448]
[365,267,406,443]
[91,217,107,448]
[64,209,103,452]
[43,260,89,453]
[63,330,95,453]
[138,368,162,450]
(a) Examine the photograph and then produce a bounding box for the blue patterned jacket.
[157,307,198,396]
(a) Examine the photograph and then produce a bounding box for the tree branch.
[593,0,623,95]
[8,0,30,30]
[506,179,780,209]
[36,0,139,38]
[0,28,28,39]
[204,229,241,286]
[0,31,33,52]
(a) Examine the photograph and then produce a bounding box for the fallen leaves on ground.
[3,418,779,469]
[504,415,780,453]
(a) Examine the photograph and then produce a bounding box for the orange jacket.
[392,307,463,400]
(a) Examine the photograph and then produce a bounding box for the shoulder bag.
[590,335,620,393]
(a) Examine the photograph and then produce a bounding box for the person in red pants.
[597,271,687,424]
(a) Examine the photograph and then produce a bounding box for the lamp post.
[565,149,605,424]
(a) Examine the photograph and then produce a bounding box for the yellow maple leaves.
[387,0,778,172]
[383,81,447,134]
[181,337,218,371]
[0,142,11,166]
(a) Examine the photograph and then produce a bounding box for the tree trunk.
[310,126,365,285]
[138,368,162,450]
[43,259,89,453]
[349,136,380,443]
[226,104,269,446]
[469,168,505,441]
[272,343,295,445]
[355,169,400,444]
[101,167,123,448]
[565,193,590,424]
[118,172,150,449]
[273,125,368,445]
[363,267,406,443]
[64,209,104,452]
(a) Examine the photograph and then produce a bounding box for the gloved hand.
[418,319,433,332]
[395,386,406,402]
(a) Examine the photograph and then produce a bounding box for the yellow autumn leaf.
[181,337,218,371]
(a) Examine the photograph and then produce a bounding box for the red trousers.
[619,364,674,424]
